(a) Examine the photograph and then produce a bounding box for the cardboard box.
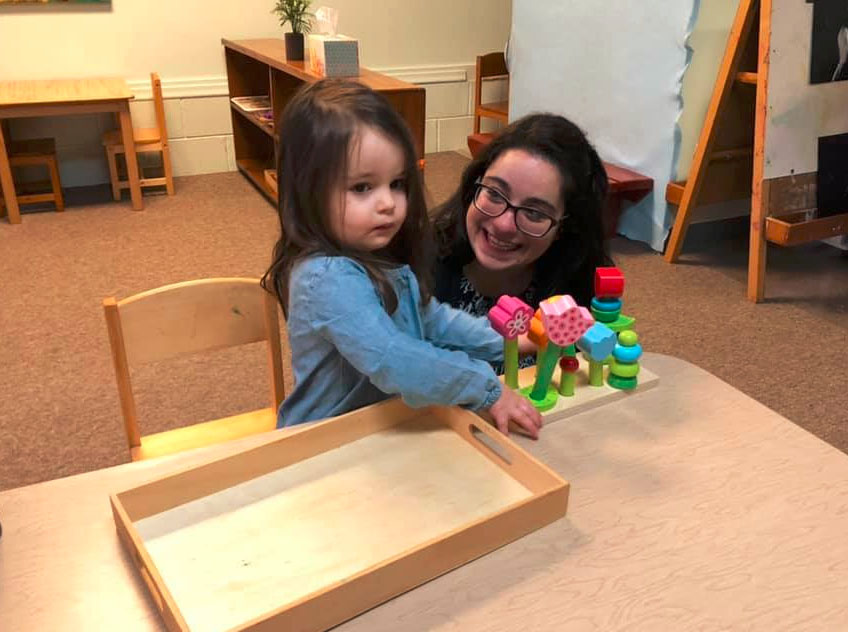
[307,33,360,77]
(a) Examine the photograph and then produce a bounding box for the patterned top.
[451,274,538,375]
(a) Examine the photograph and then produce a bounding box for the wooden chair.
[467,52,510,156]
[0,121,64,215]
[102,72,174,201]
[103,278,285,462]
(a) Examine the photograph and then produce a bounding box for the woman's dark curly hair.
[432,113,611,308]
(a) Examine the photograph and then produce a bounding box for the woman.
[432,114,612,363]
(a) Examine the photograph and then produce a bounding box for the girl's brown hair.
[261,79,432,315]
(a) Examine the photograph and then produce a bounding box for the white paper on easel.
[509,0,700,251]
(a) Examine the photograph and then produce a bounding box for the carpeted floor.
[1,151,846,491]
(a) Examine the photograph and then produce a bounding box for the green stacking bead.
[591,305,620,323]
[618,330,639,346]
[607,374,638,390]
[607,315,636,332]
[610,359,640,378]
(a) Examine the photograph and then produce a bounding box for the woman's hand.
[517,333,537,356]
[486,388,543,439]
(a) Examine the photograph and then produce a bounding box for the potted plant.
[272,0,313,62]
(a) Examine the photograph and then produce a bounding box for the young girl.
[262,79,542,438]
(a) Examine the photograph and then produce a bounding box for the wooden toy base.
[511,356,659,425]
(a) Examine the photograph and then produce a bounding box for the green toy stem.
[530,342,562,401]
[535,345,544,367]
[504,338,519,389]
[558,372,575,396]
[558,344,576,396]
[588,360,604,386]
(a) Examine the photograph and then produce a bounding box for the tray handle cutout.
[469,424,512,465]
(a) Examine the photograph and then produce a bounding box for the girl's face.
[328,125,408,252]
[466,149,565,273]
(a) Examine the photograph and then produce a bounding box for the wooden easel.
[664,0,848,302]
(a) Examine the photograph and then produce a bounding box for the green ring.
[607,374,638,390]
[520,385,559,412]
[591,307,620,323]
[610,360,640,378]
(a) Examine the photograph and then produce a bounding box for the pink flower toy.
[488,295,533,389]
[526,295,594,410]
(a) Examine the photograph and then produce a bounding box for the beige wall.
[0,0,510,186]
[677,0,740,179]
[0,0,510,79]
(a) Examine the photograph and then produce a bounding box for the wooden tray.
[111,398,569,632]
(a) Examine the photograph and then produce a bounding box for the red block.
[595,267,625,298]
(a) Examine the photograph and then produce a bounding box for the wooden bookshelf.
[222,38,426,204]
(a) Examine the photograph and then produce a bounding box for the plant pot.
[285,32,305,61]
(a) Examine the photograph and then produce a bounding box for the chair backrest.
[103,278,285,450]
[150,72,169,144]
[473,52,510,133]
[477,52,509,82]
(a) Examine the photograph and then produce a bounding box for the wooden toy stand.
[513,357,659,426]
[664,0,848,302]
[111,399,568,632]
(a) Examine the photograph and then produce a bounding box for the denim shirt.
[278,256,504,427]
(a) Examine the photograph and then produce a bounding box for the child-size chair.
[102,72,174,200]
[0,120,65,215]
[467,52,510,157]
[103,278,285,461]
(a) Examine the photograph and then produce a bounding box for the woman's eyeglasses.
[472,180,562,238]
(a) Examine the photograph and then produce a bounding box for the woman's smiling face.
[465,149,566,274]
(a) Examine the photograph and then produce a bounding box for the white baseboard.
[126,64,473,100]
[19,63,484,187]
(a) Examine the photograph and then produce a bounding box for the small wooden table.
[2,354,848,630]
[0,78,143,224]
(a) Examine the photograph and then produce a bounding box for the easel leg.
[664,193,696,263]
[747,178,769,302]
[747,0,772,303]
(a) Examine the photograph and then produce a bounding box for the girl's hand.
[486,388,543,439]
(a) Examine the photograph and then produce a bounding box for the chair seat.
[102,127,162,148]
[131,406,278,461]
[9,137,56,158]
[477,101,509,122]
[467,132,496,158]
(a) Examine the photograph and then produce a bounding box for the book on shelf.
[230,95,271,112]
[256,109,274,127]
[264,168,278,195]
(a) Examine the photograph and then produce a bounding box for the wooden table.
[2,353,848,630]
[0,78,143,224]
